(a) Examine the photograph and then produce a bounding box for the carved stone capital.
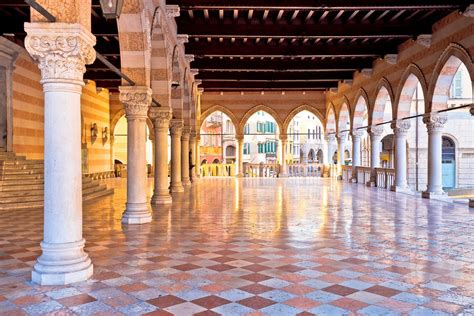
[351,129,365,139]
[416,34,432,48]
[148,107,172,130]
[368,125,384,138]
[360,68,373,77]
[384,54,398,64]
[235,134,244,142]
[170,119,184,136]
[326,133,336,143]
[182,126,192,140]
[166,5,180,18]
[391,120,411,136]
[190,68,199,76]
[177,34,189,45]
[423,113,447,134]
[185,54,195,63]
[119,86,152,118]
[195,79,203,86]
[464,4,474,17]
[279,134,288,142]
[24,23,96,85]
[337,131,349,141]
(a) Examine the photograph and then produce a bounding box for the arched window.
[442,136,456,189]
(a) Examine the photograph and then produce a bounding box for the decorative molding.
[148,107,172,130]
[24,23,95,84]
[119,86,152,118]
[360,69,373,77]
[423,113,447,134]
[195,79,203,86]
[177,34,189,45]
[326,134,336,142]
[337,131,349,140]
[182,126,192,140]
[391,120,411,136]
[166,5,180,18]
[190,68,199,76]
[416,34,432,48]
[170,119,184,136]
[384,54,398,65]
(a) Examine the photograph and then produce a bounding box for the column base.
[151,193,172,204]
[122,202,152,224]
[182,179,192,186]
[170,184,184,193]
[421,190,446,199]
[390,185,411,193]
[337,175,343,180]
[351,177,358,183]
[237,174,244,178]
[469,199,474,208]
[32,239,93,285]
[279,173,288,178]
[366,180,376,187]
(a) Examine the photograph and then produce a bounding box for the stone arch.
[170,45,183,119]
[282,104,325,133]
[200,105,239,132]
[110,109,153,136]
[372,78,394,125]
[428,43,474,112]
[337,102,351,133]
[326,103,337,133]
[394,64,428,119]
[117,0,151,86]
[238,105,283,135]
[150,7,172,108]
[351,89,369,130]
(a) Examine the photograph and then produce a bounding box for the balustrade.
[341,165,352,182]
[374,168,395,189]
[244,163,280,177]
[356,166,372,184]
[287,163,324,177]
[200,164,236,177]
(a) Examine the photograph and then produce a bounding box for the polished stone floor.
[1,177,474,315]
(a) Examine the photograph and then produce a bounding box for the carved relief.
[423,113,447,134]
[391,120,411,136]
[24,23,95,83]
[119,86,152,117]
[170,119,184,136]
[148,107,172,129]
[368,126,385,137]
[351,130,365,139]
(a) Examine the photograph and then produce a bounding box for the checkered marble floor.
[1,177,474,315]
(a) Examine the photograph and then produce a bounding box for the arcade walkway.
[0,178,473,315]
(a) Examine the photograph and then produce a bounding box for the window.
[244,123,250,134]
[450,70,463,99]
[243,143,250,155]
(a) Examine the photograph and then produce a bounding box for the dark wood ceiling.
[168,0,472,91]
[0,0,121,91]
[0,1,471,92]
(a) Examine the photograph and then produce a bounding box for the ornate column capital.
[391,120,411,137]
[351,129,364,140]
[119,86,152,119]
[235,134,244,142]
[279,134,288,142]
[189,130,198,142]
[368,125,384,138]
[325,133,336,143]
[148,107,172,130]
[24,23,96,85]
[337,131,348,141]
[182,126,191,141]
[423,113,447,134]
[170,119,184,136]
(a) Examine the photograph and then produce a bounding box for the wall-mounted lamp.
[91,123,98,143]
[99,0,124,19]
[102,126,109,144]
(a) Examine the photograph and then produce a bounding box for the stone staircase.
[0,152,114,210]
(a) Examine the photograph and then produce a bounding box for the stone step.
[83,187,114,204]
[1,174,43,181]
[2,169,44,175]
[2,160,42,166]
[0,177,93,189]
[0,182,106,197]
[2,163,44,170]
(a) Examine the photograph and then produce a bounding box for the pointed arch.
[372,78,394,125]
[170,45,183,119]
[283,104,325,133]
[394,64,428,119]
[238,105,283,135]
[117,0,151,86]
[351,89,369,129]
[337,102,351,133]
[428,43,474,112]
[326,103,337,133]
[200,105,239,132]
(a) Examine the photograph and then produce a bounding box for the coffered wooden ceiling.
[168,0,472,91]
[0,0,471,92]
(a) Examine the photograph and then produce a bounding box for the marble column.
[280,135,288,177]
[120,86,152,224]
[422,113,448,198]
[351,130,364,182]
[189,131,197,180]
[149,107,172,204]
[236,135,244,177]
[337,131,348,179]
[170,119,184,192]
[195,136,201,178]
[24,23,95,285]
[391,120,411,192]
[181,126,191,186]
[367,126,384,186]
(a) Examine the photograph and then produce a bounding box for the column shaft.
[351,130,363,182]
[237,136,244,177]
[181,127,191,186]
[149,107,172,204]
[423,114,447,197]
[120,86,152,224]
[189,133,197,180]
[391,121,410,191]
[170,120,184,192]
[368,126,384,186]
[280,136,288,177]
[337,132,347,178]
[25,22,95,285]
